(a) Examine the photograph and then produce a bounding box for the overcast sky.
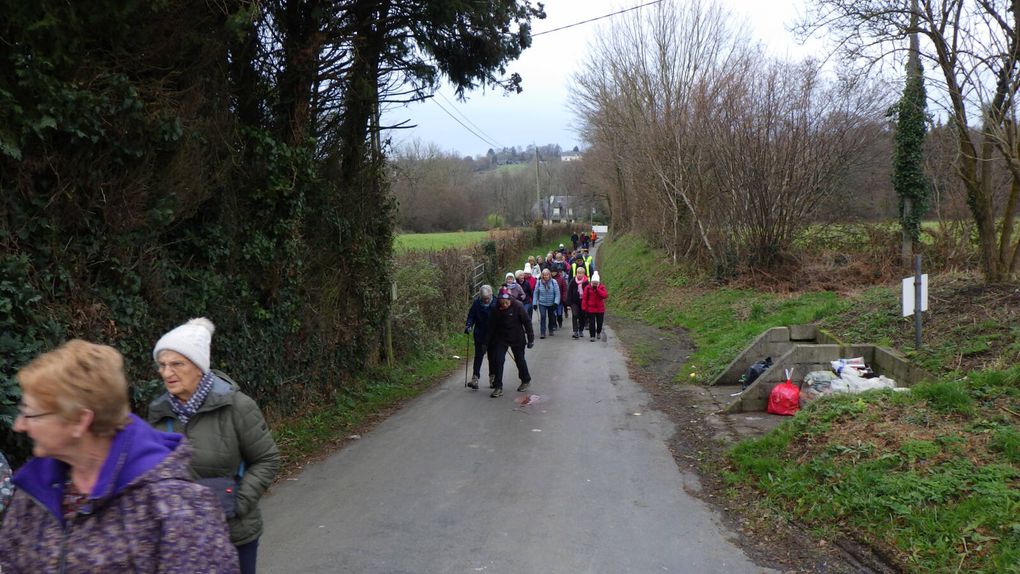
[382,0,824,158]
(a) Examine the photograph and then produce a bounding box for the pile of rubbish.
[801,357,903,404]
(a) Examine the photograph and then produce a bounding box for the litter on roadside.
[802,357,900,405]
[739,356,773,391]
[768,369,800,416]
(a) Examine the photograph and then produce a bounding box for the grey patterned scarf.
[170,371,216,426]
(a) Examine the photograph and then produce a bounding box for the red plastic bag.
[767,370,800,416]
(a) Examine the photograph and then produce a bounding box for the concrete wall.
[711,325,839,386]
[872,346,931,387]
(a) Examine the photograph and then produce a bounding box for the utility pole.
[535,143,541,223]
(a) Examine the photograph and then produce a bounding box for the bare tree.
[803,0,1020,281]
[571,0,888,270]
[390,141,480,231]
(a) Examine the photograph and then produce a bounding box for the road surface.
[259,301,775,573]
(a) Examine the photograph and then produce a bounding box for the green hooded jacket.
[148,372,280,545]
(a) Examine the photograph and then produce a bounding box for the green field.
[395,231,489,252]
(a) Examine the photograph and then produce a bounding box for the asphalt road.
[260,310,775,573]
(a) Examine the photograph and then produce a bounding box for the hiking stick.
[464,332,470,387]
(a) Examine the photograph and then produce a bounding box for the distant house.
[534,195,589,224]
[561,151,582,162]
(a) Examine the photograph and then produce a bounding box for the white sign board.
[592,225,608,234]
[901,274,928,317]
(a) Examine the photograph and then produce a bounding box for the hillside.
[598,233,1020,573]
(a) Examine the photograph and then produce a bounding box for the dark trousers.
[588,312,605,336]
[570,303,585,333]
[237,538,259,574]
[488,342,530,388]
[472,339,488,378]
[556,303,564,327]
[539,304,557,335]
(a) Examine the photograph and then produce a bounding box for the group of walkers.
[464,235,608,398]
[0,318,279,574]
[570,229,596,251]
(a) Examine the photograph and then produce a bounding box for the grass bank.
[599,233,1020,573]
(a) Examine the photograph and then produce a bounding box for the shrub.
[485,213,505,229]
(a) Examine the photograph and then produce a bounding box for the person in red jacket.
[582,271,608,341]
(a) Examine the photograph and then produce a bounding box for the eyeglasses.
[17,400,56,420]
[156,360,189,373]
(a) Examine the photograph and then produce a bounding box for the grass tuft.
[912,381,976,414]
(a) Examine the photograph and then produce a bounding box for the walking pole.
[464,331,470,388]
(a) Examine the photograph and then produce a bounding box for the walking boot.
[490,387,503,398]
[517,381,530,392]
[572,331,579,339]
[596,332,601,340]
[467,375,479,390]
[590,335,596,341]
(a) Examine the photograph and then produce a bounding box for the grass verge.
[728,372,1019,573]
[599,234,852,382]
[271,333,462,470]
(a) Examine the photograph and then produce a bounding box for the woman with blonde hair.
[0,339,238,572]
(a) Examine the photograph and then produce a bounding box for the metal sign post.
[901,255,927,348]
[913,255,922,348]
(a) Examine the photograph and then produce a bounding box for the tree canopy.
[0,0,545,460]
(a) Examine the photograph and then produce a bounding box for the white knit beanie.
[152,317,215,373]
[592,271,601,283]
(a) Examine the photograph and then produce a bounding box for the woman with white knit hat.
[147,318,280,574]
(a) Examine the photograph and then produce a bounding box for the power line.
[424,1,667,153]
[429,97,502,150]
[436,92,503,149]
[532,0,664,37]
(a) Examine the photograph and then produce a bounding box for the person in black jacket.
[486,287,535,398]
[515,269,533,316]
[464,285,495,390]
[565,265,589,338]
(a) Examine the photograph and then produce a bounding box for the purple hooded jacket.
[0,414,239,573]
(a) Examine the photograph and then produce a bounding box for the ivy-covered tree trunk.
[893,1,928,267]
